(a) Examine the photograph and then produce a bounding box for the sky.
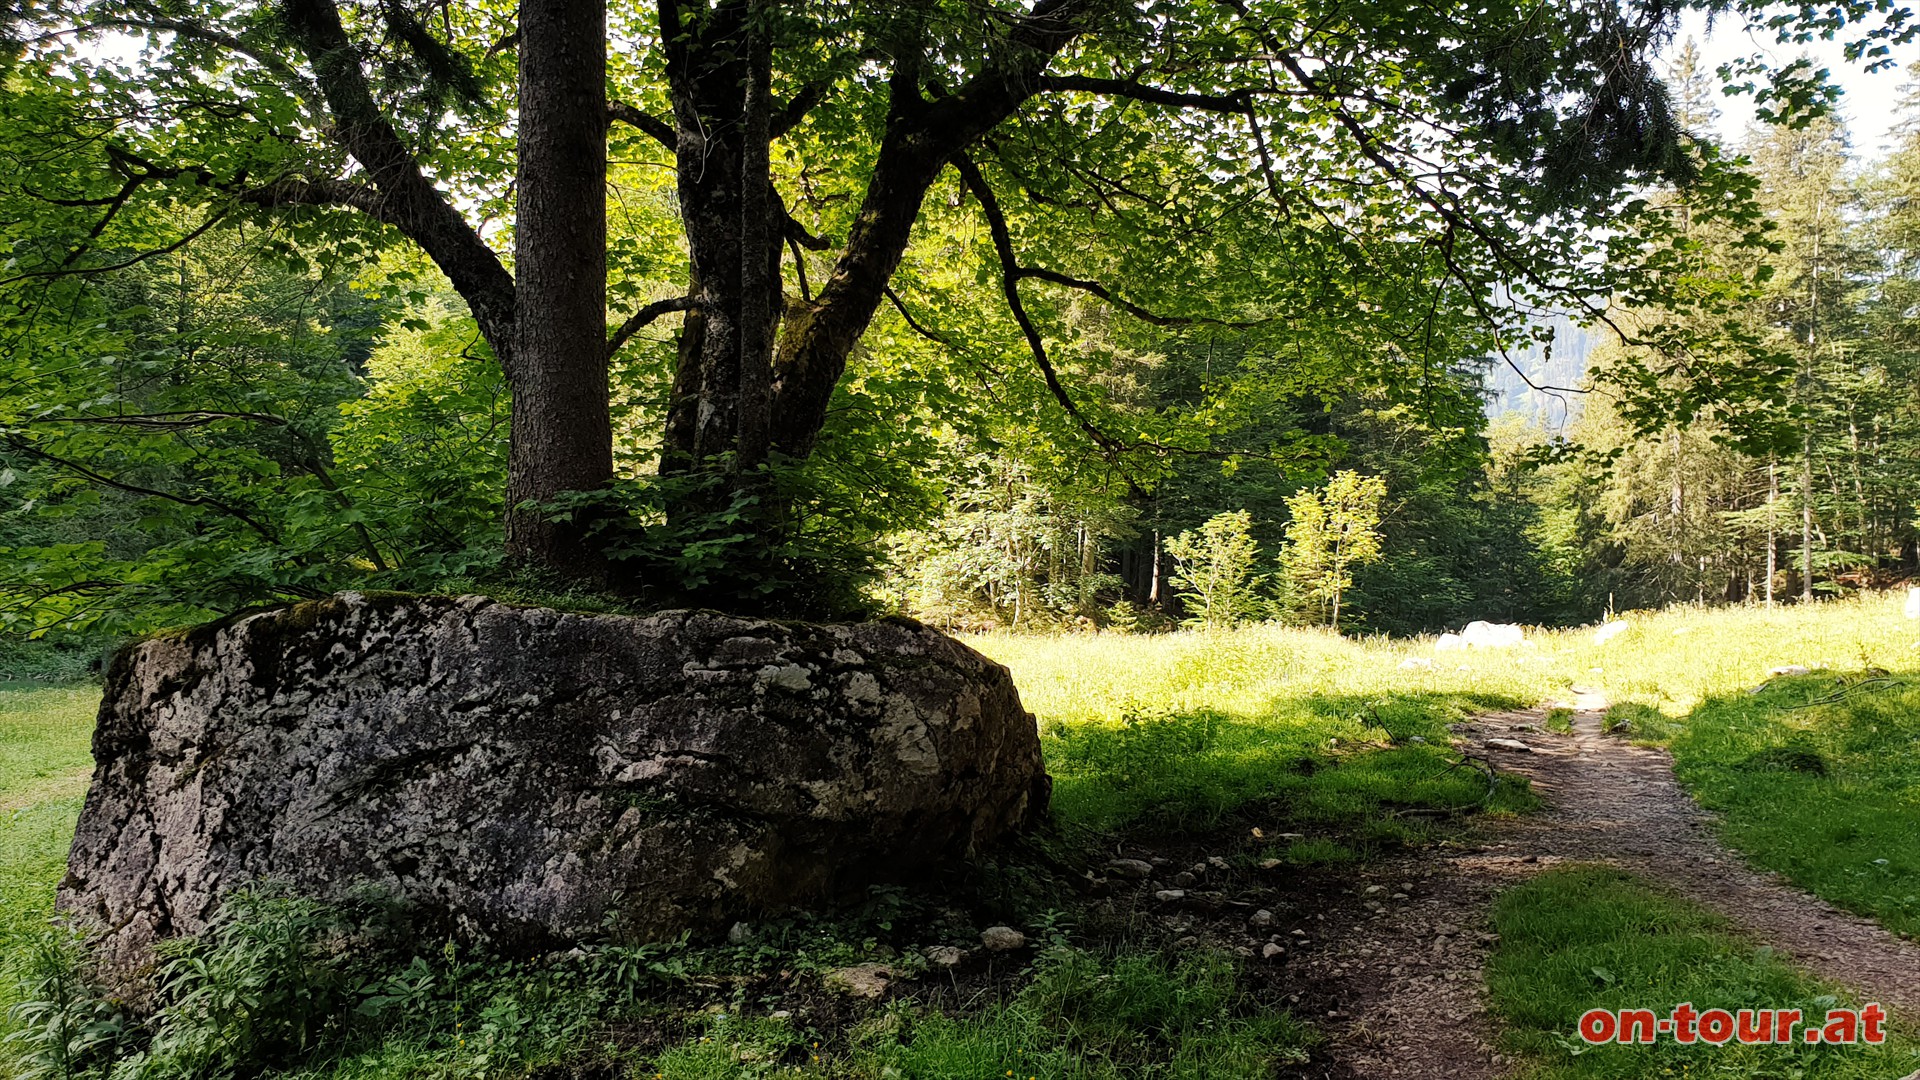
[1666,9,1917,160]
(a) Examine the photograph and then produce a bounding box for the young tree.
[3,0,1911,599]
[1164,510,1261,630]
[1282,471,1386,631]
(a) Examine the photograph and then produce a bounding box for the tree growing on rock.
[2,0,1912,607]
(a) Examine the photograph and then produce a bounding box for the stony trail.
[1281,693,1920,1079]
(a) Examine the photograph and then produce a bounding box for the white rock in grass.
[1398,657,1434,670]
[1485,738,1533,753]
[1435,633,1467,652]
[1769,664,1812,677]
[1460,621,1525,648]
[1593,621,1630,646]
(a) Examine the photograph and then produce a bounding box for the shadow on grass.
[1040,690,1538,846]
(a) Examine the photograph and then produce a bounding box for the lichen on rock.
[58,592,1049,981]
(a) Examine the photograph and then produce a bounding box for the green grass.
[0,683,100,1039]
[972,627,1541,836]
[649,947,1314,1079]
[1622,675,1920,939]
[9,594,1920,1078]
[1487,866,1920,1079]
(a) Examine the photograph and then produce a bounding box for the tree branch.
[1036,74,1275,113]
[771,77,834,138]
[0,209,228,287]
[606,295,695,359]
[1016,266,1262,328]
[883,284,958,349]
[280,0,516,371]
[2,435,279,542]
[608,100,677,151]
[784,211,831,250]
[952,152,1127,458]
[238,176,398,225]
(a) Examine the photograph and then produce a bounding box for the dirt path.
[1278,693,1920,1079]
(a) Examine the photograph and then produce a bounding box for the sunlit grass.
[0,682,98,1023]
[1488,866,1920,1080]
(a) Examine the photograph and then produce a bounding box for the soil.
[1257,691,1920,1079]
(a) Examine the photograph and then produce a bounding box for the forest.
[3,7,1915,653]
[7,2,1920,1079]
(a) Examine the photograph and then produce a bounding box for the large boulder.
[59,593,1048,979]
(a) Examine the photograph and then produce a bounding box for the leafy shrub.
[118,888,351,1079]
[2,928,137,1080]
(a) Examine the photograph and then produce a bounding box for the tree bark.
[506,0,610,572]
[656,0,1095,540]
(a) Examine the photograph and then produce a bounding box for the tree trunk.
[1801,435,1815,602]
[506,0,609,573]
[1766,458,1777,607]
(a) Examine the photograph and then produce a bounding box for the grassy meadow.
[3,593,1919,1077]
[1488,867,1920,1079]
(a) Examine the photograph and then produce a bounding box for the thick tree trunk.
[651,0,1089,566]
[506,0,610,573]
[658,3,784,502]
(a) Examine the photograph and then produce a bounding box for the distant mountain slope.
[1482,314,1600,430]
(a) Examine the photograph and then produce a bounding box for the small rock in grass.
[1234,946,1254,959]
[1769,664,1812,677]
[1391,892,1409,901]
[727,921,753,944]
[1155,889,1187,903]
[1107,858,1154,879]
[1175,935,1199,948]
[1206,856,1230,871]
[1485,737,1532,752]
[1364,884,1386,895]
[924,945,967,967]
[1172,871,1197,888]
[1262,943,1286,960]
[1257,858,1283,871]
[770,1010,793,1020]
[980,926,1026,951]
[1248,909,1275,928]
[824,964,892,999]
[1290,929,1307,937]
